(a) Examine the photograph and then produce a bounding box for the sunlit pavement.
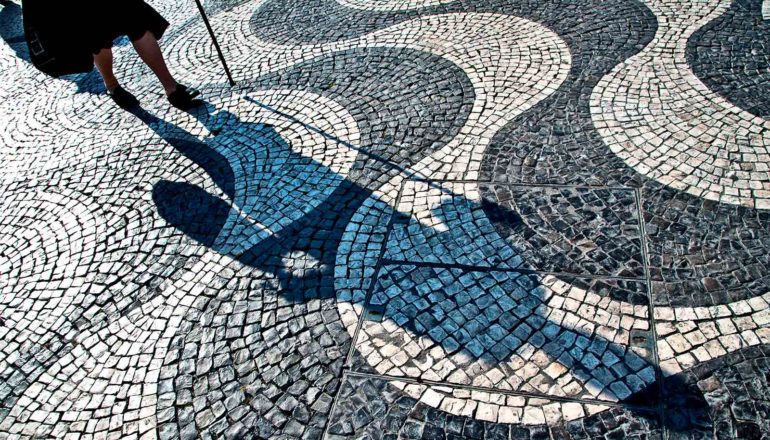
[1,0,769,438]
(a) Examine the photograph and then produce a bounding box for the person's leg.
[95,46,139,108]
[131,30,200,109]
[131,30,177,95]
[93,47,119,91]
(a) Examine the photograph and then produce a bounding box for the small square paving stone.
[385,181,645,278]
[325,375,662,439]
[351,264,655,403]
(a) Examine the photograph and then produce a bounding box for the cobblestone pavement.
[1,0,769,438]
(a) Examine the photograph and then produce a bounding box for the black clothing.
[89,0,169,54]
[22,0,169,77]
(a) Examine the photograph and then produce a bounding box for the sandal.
[108,86,139,109]
[168,84,201,110]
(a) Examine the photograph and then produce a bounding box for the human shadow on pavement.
[127,100,371,302]
[0,0,23,46]
[0,0,726,431]
[126,99,710,434]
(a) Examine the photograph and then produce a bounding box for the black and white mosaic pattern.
[327,375,662,438]
[1,0,769,438]
[687,0,770,118]
[351,265,654,404]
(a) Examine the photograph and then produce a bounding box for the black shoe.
[107,86,139,109]
[168,84,201,110]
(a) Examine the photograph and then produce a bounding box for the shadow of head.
[624,367,714,435]
[133,100,363,301]
[133,98,712,433]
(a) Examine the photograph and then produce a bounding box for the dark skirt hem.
[89,1,169,54]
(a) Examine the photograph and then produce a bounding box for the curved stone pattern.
[687,0,770,118]
[336,0,454,12]
[0,163,222,437]
[478,0,658,188]
[250,0,423,45]
[248,46,476,182]
[592,0,770,210]
[1,0,770,437]
[327,375,662,437]
[166,2,571,178]
[352,265,655,403]
[654,293,770,377]
[331,347,770,438]
[0,88,366,438]
[248,0,658,185]
[0,187,107,422]
[0,136,243,438]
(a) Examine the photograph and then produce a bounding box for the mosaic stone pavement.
[1,0,769,438]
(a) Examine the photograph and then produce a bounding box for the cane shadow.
[126,101,380,302]
[127,100,710,433]
[0,0,108,93]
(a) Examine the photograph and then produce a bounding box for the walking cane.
[193,0,236,86]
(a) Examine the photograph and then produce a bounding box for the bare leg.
[131,31,178,95]
[93,47,119,92]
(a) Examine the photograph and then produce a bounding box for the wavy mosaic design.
[591,0,770,210]
[0,0,769,438]
[686,0,770,118]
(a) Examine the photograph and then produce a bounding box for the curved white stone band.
[655,293,770,377]
[336,0,455,12]
[591,0,770,210]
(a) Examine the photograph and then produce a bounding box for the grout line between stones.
[322,370,351,440]
[322,179,407,438]
[633,187,667,438]
[408,178,639,192]
[344,178,407,366]
[378,258,649,282]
